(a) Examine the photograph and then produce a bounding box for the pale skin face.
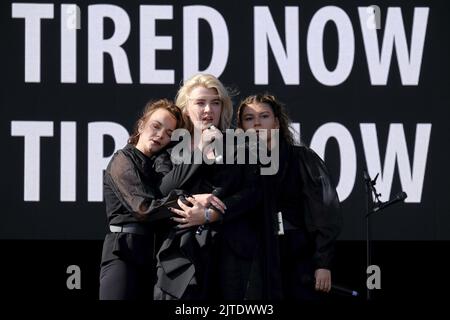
[135,108,177,157]
[186,86,222,130]
[240,102,279,148]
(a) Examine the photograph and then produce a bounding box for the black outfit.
[259,139,343,300]
[99,144,181,300]
[153,143,260,300]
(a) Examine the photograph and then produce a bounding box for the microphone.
[301,275,359,297]
[372,191,407,213]
[196,187,224,235]
[210,187,224,205]
[206,125,223,163]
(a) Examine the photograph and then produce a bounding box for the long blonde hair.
[175,74,233,132]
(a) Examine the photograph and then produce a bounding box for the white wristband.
[204,208,212,224]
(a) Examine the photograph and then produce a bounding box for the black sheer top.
[103,144,180,226]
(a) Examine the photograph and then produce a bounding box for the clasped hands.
[169,193,226,228]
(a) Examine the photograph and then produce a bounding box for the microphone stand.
[363,171,381,301]
[363,171,407,300]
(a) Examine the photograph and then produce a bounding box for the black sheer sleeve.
[107,151,182,222]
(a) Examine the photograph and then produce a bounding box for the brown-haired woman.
[237,93,343,300]
[99,99,185,300]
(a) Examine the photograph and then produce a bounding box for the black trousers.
[279,230,322,300]
[99,232,156,300]
[99,258,155,300]
[218,243,263,300]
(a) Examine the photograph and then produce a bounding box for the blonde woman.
[154,74,260,300]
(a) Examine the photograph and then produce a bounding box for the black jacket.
[154,142,260,299]
[259,140,343,299]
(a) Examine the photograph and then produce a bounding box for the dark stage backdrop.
[2,0,449,241]
[1,0,450,303]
